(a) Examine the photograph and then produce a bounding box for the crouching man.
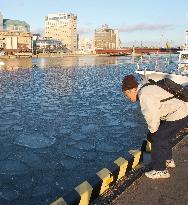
[122,75,188,179]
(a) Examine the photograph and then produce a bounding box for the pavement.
[111,135,188,205]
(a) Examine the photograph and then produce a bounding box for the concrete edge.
[50,130,188,205]
[91,132,188,205]
[50,151,142,205]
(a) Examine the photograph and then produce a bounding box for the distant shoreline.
[0,53,99,59]
[0,52,175,60]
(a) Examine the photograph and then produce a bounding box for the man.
[122,74,188,179]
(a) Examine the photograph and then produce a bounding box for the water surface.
[0,55,178,204]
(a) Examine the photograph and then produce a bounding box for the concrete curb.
[50,148,145,205]
[50,129,187,205]
[91,132,188,205]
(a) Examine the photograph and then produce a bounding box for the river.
[0,55,178,204]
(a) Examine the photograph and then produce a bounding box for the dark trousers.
[147,115,188,171]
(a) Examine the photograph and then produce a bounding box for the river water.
[0,55,178,204]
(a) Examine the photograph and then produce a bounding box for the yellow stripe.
[129,149,142,168]
[146,140,151,152]
[74,181,93,205]
[96,168,113,195]
[50,197,67,205]
[114,157,128,180]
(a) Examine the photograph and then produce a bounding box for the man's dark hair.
[122,75,138,91]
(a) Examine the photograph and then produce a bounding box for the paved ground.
[111,135,188,205]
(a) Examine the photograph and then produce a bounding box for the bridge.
[95,48,180,55]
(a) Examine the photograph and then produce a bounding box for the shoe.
[145,170,170,179]
[166,159,176,168]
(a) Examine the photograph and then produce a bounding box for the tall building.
[94,25,120,50]
[0,12,3,31]
[3,19,30,32]
[45,12,77,52]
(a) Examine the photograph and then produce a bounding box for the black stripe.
[106,163,120,183]
[63,190,81,205]
[141,140,147,152]
[139,151,144,164]
[87,174,103,202]
[126,153,134,173]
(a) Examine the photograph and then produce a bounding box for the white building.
[78,37,94,54]
[114,29,120,49]
[36,39,64,51]
[6,36,18,49]
[45,12,77,52]
[0,12,3,31]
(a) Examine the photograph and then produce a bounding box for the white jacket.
[138,82,188,133]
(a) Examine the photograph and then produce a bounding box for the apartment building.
[45,12,77,52]
[0,31,32,54]
[94,25,120,50]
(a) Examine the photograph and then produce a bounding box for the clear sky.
[1,0,188,47]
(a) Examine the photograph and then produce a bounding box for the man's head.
[122,75,138,102]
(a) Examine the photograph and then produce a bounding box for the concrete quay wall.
[50,127,188,205]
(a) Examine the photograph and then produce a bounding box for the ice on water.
[0,55,175,204]
[0,160,29,175]
[0,188,19,201]
[14,133,56,148]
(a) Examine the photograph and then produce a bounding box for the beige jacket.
[138,83,188,133]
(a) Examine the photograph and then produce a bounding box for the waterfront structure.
[3,19,30,32]
[94,25,120,50]
[35,39,65,53]
[44,12,77,52]
[0,12,3,31]
[0,31,32,54]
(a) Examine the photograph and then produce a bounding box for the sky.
[1,0,188,47]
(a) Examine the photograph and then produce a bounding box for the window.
[182,54,188,60]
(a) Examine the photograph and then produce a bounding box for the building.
[32,33,41,54]
[32,33,41,42]
[0,12,3,31]
[94,25,120,50]
[35,39,65,53]
[0,36,5,50]
[44,12,77,52]
[0,31,32,54]
[114,29,120,49]
[3,19,30,32]
[186,30,188,46]
[78,37,94,54]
